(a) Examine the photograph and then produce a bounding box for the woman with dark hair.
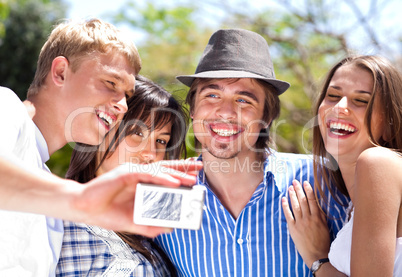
[282,55,402,276]
[56,75,187,276]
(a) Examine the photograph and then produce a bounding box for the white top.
[0,87,64,277]
[329,207,402,276]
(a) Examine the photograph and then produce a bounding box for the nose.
[333,96,349,115]
[216,98,236,120]
[139,139,157,164]
[114,95,128,115]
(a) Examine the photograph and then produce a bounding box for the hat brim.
[176,70,290,95]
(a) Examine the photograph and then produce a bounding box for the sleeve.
[322,178,350,241]
[0,87,26,154]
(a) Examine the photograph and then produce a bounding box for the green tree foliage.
[0,0,69,177]
[114,2,215,157]
[207,0,401,153]
[115,2,211,94]
[114,0,401,156]
[47,143,74,177]
[0,0,10,38]
[0,0,66,100]
[3,0,399,177]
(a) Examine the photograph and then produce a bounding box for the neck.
[202,151,265,219]
[25,92,67,156]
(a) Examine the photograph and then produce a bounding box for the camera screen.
[141,190,183,221]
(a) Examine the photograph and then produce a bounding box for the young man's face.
[191,78,267,160]
[62,51,136,145]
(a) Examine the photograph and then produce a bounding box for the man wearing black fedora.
[155,28,349,276]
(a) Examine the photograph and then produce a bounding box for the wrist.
[311,258,329,276]
[41,177,84,221]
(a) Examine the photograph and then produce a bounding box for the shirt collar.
[196,153,272,207]
[34,124,50,163]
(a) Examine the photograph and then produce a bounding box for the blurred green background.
[1,0,401,177]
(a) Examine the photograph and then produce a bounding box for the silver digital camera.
[133,183,205,230]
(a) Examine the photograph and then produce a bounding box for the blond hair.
[27,18,141,96]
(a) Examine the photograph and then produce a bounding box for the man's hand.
[69,160,203,236]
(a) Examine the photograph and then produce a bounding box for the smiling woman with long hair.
[282,55,402,277]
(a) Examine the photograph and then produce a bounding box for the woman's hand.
[282,180,330,268]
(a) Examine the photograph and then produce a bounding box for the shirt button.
[237,238,243,244]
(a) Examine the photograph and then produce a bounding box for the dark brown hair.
[313,55,402,202]
[66,75,185,275]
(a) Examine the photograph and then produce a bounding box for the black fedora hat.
[176,28,290,94]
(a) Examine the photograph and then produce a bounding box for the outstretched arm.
[282,180,346,276]
[0,156,202,237]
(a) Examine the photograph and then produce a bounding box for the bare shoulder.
[356,147,402,179]
[358,146,400,165]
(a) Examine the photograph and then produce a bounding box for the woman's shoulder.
[356,147,402,179]
[354,147,402,207]
[357,146,402,163]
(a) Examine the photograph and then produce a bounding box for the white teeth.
[212,128,239,137]
[329,122,356,135]
[98,111,114,126]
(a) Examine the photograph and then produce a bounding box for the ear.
[50,56,69,87]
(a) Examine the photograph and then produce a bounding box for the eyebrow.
[107,72,135,96]
[199,84,221,93]
[105,70,125,83]
[237,90,259,103]
[158,131,171,136]
[356,90,372,95]
[199,84,260,103]
[329,85,372,95]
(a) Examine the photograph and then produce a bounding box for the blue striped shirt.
[155,151,349,277]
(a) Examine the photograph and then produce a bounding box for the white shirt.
[329,206,402,276]
[0,87,64,277]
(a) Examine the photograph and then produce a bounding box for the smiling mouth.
[329,121,356,136]
[97,111,114,127]
[211,128,241,137]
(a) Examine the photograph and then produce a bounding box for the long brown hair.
[66,75,186,275]
[313,55,402,203]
